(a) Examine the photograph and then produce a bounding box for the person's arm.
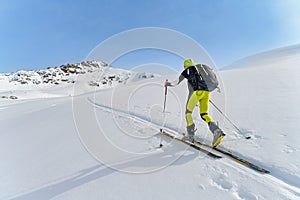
[166,74,185,87]
[165,68,187,87]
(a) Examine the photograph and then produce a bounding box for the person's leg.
[198,91,219,132]
[198,91,225,147]
[198,91,213,123]
[185,91,198,135]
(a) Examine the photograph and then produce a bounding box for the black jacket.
[178,65,209,93]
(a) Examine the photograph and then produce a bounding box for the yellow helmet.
[184,58,195,69]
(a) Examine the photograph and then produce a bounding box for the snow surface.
[1,46,300,200]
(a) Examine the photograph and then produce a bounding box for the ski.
[160,129,222,159]
[193,140,270,174]
[161,129,270,174]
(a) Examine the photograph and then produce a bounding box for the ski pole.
[209,100,250,139]
[163,79,168,112]
[159,80,169,148]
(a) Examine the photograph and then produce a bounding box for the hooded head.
[184,58,195,69]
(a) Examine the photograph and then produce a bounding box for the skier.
[164,58,225,147]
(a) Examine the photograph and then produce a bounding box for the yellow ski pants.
[186,90,213,126]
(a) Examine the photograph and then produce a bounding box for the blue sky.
[1,0,300,72]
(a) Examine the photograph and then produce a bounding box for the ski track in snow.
[88,96,300,199]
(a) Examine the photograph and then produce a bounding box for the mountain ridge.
[0,60,157,100]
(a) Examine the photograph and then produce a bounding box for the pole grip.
[164,79,168,95]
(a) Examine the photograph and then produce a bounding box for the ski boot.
[209,122,226,147]
[183,124,197,142]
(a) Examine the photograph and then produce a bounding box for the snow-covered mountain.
[0,61,156,100]
[1,45,300,200]
[0,61,106,85]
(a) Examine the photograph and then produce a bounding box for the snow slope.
[1,46,300,200]
[225,44,300,70]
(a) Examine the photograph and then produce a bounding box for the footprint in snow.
[198,184,205,190]
[282,145,297,154]
[210,174,259,200]
[210,174,233,191]
[280,133,287,137]
[234,188,258,200]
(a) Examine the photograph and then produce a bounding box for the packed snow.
[0,46,300,200]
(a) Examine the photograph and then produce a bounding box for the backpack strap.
[194,64,203,81]
[200,64,209,76]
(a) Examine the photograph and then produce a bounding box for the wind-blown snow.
[0,46,300,200]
